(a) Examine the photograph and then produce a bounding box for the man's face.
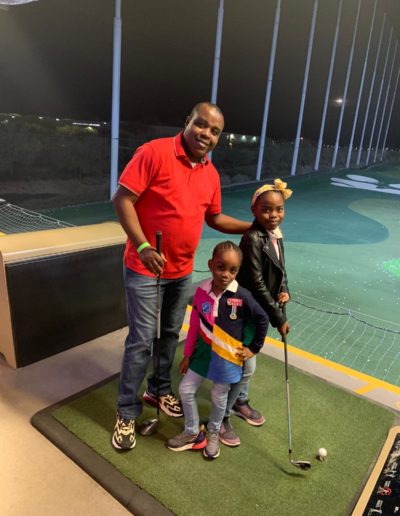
[183,104,224,162]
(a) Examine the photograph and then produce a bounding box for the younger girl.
[167,241,269,460]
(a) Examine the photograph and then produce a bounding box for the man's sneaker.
[232,400,265,426]
[203,431,220,459]
[219,417,240,447]
[167,430,206,452]
[143,390,183,418]
[112,413,136,450]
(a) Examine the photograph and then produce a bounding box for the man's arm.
[112,185,165,275]
[205,212,251,234]
[112,185,146,247]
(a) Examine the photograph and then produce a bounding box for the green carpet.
[44,349,395,516]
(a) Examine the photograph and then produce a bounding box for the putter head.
[139,417,159,436]
[291,460,311,470]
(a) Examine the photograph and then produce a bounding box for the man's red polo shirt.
[118,132,221,279]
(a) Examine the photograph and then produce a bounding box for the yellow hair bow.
[251,178,293,206]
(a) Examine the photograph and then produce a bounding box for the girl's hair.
[212,240,243,262]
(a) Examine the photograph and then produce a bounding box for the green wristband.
[137,242,151,254]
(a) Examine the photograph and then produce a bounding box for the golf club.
[282,333,311,470]
[139,230,162,436]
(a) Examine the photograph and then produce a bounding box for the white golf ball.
[318,447,327,458]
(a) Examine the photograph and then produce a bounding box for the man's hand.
[112,186,167,276]
[179,356,190,375]
[278,321,289,337]
[139,248,166,275]
[236,346,255,361]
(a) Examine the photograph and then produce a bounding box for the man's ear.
[184,116,191,128]
[208,259,213,271]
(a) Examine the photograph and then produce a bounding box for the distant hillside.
[1,115,399,209]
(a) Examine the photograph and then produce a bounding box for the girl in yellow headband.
[219,179,292,446]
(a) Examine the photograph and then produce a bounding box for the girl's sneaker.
[219,417,240,447]
[232,400,265,426]
[203,431,220,459]
[167,430,206,452]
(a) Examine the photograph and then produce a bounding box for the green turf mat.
[51,349,395,516]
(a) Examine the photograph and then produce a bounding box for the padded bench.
[0,222,127,368]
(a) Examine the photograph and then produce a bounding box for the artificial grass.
[52,349,395,515]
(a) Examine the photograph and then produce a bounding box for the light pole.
[110,0,122,199]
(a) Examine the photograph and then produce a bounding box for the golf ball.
[318,447,327,459]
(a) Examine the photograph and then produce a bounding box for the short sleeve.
[118,143,157,196]
[205,170,221,215]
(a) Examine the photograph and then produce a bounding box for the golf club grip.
[155,231,162,254]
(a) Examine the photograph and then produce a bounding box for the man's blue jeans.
[117,267,192,420]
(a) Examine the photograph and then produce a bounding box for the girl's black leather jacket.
[237,220,289,328]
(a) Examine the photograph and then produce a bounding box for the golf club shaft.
[282,332,311,469]
[281,306,311,469]
[283,334,293,455]
[156,231,162,417]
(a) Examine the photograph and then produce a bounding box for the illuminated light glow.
[335,98,343,104]
[72,122,101,127]
[383,259,400,279]
[252,136,257,142]
[241,135,247,141]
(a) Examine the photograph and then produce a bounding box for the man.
[112,102,250,451]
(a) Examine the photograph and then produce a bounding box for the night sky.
[1,0,399,147]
